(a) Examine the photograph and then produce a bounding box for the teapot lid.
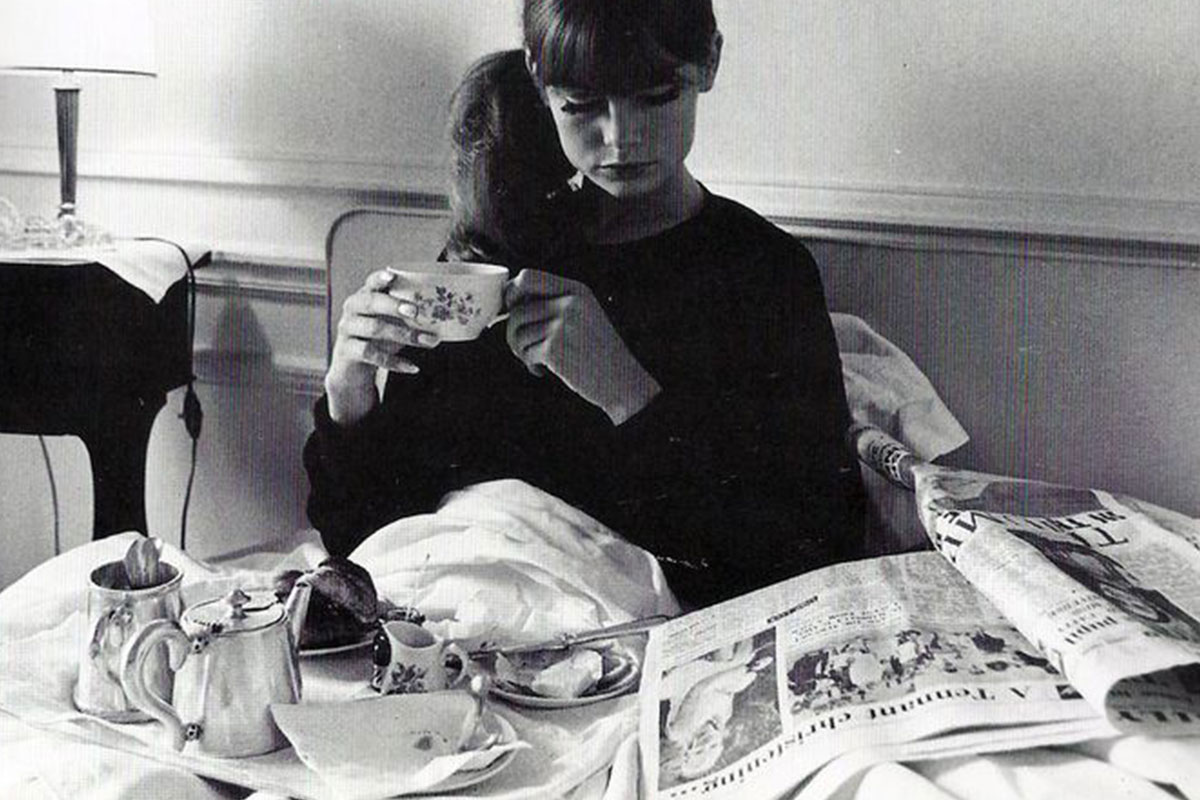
[184,588,284,634]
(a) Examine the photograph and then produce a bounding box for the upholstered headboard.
[810,234,1200,520]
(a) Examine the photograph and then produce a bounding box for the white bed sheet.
[1,479,1196,800]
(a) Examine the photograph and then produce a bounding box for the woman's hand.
[504,269,661,425]
[325,270,440,426]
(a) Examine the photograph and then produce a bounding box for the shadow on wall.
[146,294,321,559]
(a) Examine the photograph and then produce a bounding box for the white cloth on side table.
[0,238,194,302]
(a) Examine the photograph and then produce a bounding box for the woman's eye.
[560,97,605,115]
[640,86,681,107]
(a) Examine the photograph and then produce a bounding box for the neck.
[584,171,705,245]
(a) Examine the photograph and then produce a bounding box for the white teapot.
[120,582,312,757]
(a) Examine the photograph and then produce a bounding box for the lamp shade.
[0,0,156,76]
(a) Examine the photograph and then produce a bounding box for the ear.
[700,30,723,92]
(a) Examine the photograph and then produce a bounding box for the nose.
[599,97,644,151]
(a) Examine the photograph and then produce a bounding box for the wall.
[1,1,1197,585]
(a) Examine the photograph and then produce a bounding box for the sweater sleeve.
[302,391,451,557]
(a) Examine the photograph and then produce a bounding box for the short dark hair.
[523,0,716,93]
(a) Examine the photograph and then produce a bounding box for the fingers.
[338,312,438,349]
[364,269,397,292]
[343,283,418,320]
[331,269,442,375]
[334,336,421,374]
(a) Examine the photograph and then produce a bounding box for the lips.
[597,162,654,179]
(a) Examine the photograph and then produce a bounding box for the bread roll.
[273,557,379,648]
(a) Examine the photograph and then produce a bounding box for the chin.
[589,173,665,199]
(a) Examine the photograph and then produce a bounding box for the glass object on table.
[0,196,113,250]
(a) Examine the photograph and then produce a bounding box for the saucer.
[413,712,518,794]
[490,647,640,709]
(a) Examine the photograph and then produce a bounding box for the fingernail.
[417,332,438,346]
[397,302,417,318]
[399,363,420,375]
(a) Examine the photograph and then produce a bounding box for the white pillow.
[831,313,969,555]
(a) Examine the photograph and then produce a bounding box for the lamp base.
[0,197,113,250]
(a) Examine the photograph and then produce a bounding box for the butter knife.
[469,614,670,657]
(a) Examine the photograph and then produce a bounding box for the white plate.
[489,648,640,709]
[271,692,522,797]
[299,633,373,658]
[412,712,518,794]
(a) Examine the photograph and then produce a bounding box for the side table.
[0,244,206,539]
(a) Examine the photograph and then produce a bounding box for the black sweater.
[304,193,864,607]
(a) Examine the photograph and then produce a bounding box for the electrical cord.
[37,435,61,557]
[134,237,201,551]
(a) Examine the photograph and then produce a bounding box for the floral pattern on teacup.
[412,286,482,328]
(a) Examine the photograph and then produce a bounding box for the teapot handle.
[119,619,191,751]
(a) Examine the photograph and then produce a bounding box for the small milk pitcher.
[372,619,469,695]
[74,558,183,721]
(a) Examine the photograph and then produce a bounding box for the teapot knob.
[224,588,251,619]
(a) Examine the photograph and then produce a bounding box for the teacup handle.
[443,642,470,688]
[119,619,192,751]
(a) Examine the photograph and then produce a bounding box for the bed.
[1,314,1196,799]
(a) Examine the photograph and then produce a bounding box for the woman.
[305,0,864,608]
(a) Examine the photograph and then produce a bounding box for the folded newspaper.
[637,425,1200,799]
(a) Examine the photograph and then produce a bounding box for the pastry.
[273,556,380,648]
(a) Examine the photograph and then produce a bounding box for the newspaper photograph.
[914,461,1200,735]
[638,552,1104,800]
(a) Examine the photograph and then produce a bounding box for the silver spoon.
[456,674,499,752]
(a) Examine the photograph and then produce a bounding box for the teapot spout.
[284,577,313,650]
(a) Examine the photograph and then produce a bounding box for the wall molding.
[3,145,1199,250]
[194,348,325,398]
[709,178,1200,251]
[195,258,325,304]
[775,218,1200,272]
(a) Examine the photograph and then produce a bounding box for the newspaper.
[636,425,1200,798]
[637,552,1109,799]
[855,422,1200,734]
[910,474,1200,735]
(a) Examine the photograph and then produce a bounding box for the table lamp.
[0,0,155,243]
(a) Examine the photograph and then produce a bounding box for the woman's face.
[542,67,705,200]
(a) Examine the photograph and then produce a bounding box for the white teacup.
[387,262,509,342]
[371,620,469,695]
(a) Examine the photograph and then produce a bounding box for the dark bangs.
[524,0,714,93]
